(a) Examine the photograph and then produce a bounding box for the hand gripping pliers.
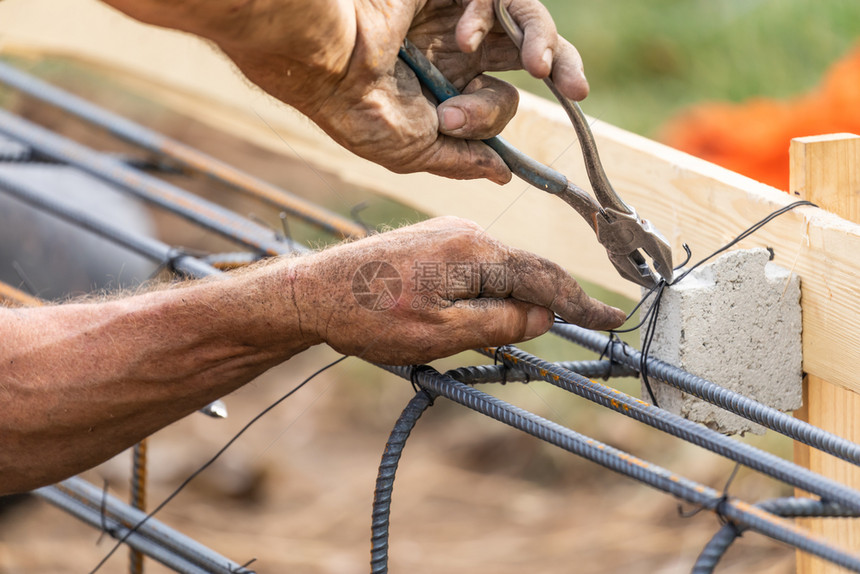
[398,1,673,288]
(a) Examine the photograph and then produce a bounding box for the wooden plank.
[0,0,858,395]
[791,134,860,574]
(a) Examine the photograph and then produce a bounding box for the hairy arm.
[0,258,318,493]
[0,217,623,494]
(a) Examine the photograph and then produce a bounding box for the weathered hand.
[292,217,624,364]
[214,0,587,184]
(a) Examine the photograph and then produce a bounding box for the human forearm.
[1,217,624,494]
[100,0,356,114]
[0,257,316,493]
[100,0,588,182]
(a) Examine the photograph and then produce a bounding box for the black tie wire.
[1,63,858,573]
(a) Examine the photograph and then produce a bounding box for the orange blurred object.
[660,44,860,191]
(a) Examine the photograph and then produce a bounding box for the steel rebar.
[0,109,301,256]
[445,359,636,384]
[552,323,860,467]
[0,170,221,279]
[130,440,148,574]
[378,364,860,572]
[0,133,31,161]
[370,390,436,574]
[692,497,859,574]
[0,61,366,239]
[36,477,254,574]
[487,345,860,514]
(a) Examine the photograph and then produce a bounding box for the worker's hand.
[292,217,623,365]
[210,0,586,184]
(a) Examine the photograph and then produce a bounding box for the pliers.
[398,0,673,288]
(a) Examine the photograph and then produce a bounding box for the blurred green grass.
[505,0,860,137]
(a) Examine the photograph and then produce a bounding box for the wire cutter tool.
[397,2,673,288]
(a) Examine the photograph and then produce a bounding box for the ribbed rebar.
[693,498,859,574]
[130,440,148,574]
[36,477,254,574]
[489,345,860,514]
[0,280,43,307]
[377,365,860,572]
[0,170,220,279]
[0,61,366,239]
[552,323,860,466]
[370,390,436,574]
[0,134,31,161]
[202,252,262,270]
[445,360,636,384]
[0,109,302,256]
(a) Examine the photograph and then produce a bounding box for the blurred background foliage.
[504,0,860,137]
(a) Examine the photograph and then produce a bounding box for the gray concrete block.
[641,248,802,435]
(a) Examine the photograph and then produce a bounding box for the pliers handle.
[398,4,673,288]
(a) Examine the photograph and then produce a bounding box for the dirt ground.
[0,58,798,573]
[0,352,797,574]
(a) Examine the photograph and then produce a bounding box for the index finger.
[459,0,589,101]
[504,248,626,330]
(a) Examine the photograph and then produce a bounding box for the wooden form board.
[0,1,858,399]
[792,134,860,574]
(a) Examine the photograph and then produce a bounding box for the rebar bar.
[0,170,221,279]
[0,134,31,161]
[130,440,148,574]
[0,280,42,306]
[445,359,636,384]
[487,345,860,514]
[35,477,254,574]
[0,61,366,239]
[202,251,262,270]
[552,323,860,467]
[378,364,860,572]
[370,390,436,574]
[0,109,301,256]
[692,498,859,574]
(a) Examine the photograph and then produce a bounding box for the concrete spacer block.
[641,248,802,435]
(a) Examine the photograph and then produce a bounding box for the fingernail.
[610,306,627,328]
[542,48,554,73]
[440,106,467,132]
[524,307,552,339]
[468,30,483,52]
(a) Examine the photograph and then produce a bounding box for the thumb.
[441,300,553,350]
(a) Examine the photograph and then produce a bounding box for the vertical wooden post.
[791,133,860,574]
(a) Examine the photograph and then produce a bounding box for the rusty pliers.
[398,1,673,288]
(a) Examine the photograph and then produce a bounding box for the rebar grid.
[484,345,860,512]
[376,366,860,573]
[2,63,859,573]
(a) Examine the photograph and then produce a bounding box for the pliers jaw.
[595,208,674,289]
